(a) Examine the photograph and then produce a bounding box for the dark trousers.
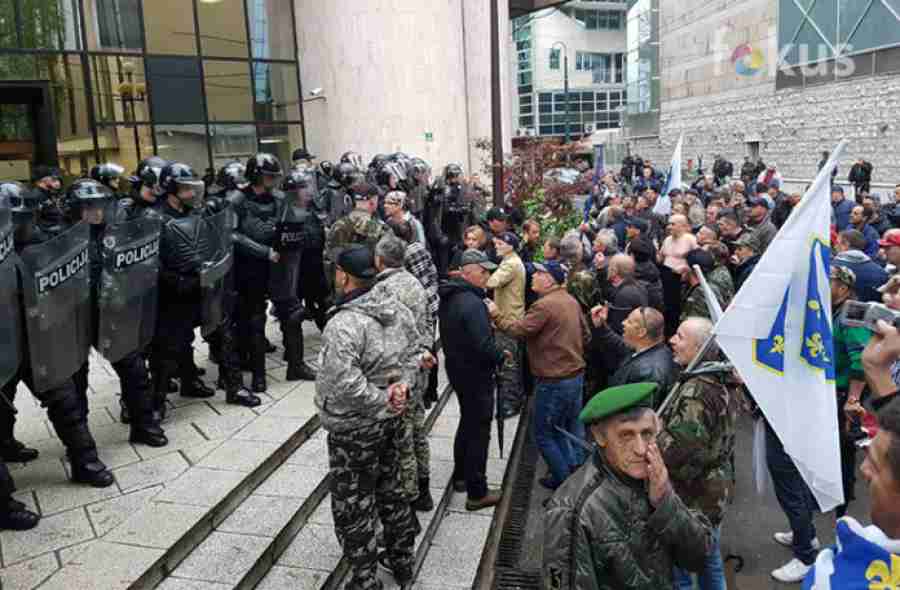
[74,352,159,430]
[836,390,858,518]
[660,266,682,338]
[0,461,12,503]
[150,298,200,397]
[451,381,493,500]
[765,420,818,565]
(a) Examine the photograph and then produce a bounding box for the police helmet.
[282,168,316,192]
[335,162,357,187]
[340,151,364,171]
[90,162,125,189]
[0,181,39,211]
[216,161,247,192]
[444,163,463,182]
[67,179,113,203]
[135,156,168,189]
[159,162,204,198]
[245,153,284,185]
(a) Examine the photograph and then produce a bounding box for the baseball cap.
[831,265,856,288]
[686,248,715,274]
[879,233,900,248]
[625,217,650,233]
[486,207,509,222]
[291,148,316,161]
[336,245,377,279]
[748,197,770,210]
[532,261,568,285]
[459,249,498,271]
[733,233,760,252]
[494,232,520,250]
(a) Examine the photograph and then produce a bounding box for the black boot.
[71,460,115,487]
[0,439,39,463]
[412,478,434,512]
[0,499,39,530]
[227,387,262,408]
[166,378,179,393]
[251,374,267,393]
[130,425,168,448]
[180,378,215,399]
[119,396,131,424]
[285,325,317,382]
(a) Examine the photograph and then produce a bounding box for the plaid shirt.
[404,241,440,322]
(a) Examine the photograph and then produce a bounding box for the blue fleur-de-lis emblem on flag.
[754,287,789,375]
[800,239,835,381]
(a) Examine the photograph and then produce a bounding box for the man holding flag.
[712,142,848,583]
[653,134,684,217]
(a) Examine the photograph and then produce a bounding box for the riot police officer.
[283,168,329,332]
[1,181,115,487]
[68,179,168,447]
[150,163,219,417]
[31,165,68,235]
[321,161,355,226]
[231,153,315,392]
[90,162,127,197]
[406,158,431,220]
[425,163,477,277]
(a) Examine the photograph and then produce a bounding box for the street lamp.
[552,41,570,144]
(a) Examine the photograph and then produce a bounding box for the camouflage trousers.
[495,331,523,418]
[328,417,416,590]
[399,394,431,500]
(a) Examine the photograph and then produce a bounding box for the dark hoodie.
[438,278,504,392]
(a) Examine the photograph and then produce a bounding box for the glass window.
[87,0,140,51]
[96,124,153,173]
[519,94,532,105]
[520,84,532,94]
[155,124,209,170]
[257,123,301,166]
[538,92,552,103]
[519,116,533,127]
[539,125,552,135]
[198,0,249,58]
[585,10,599,29]
[144,0,197,55]
[146,56,204,124]
[253,61,300,122]
[247,0,294,60]
[615,53,626,84]
[520,104,532,115]
[90,56,150,124]
[211,124,256,167]
[539,114,551,125]
[549,48,560,70]
[35,54,90,140]
[0,0,83,50]
[204,60,252,122]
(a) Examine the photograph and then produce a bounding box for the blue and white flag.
[593,144,605,182]
[713,140,848,512]
[803,517,900,589]
[654,133,683,215]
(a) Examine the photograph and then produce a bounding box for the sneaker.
[774,531,821,551]
[771,558,812,583]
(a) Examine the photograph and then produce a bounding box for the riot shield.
[200,208,234,337]
[0,207,22,387]
[18,222,91,393]
[269,204,306,302]
[97,215,162,364]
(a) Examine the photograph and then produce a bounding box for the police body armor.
[97,215,161,364]
[18,222,92,392]
[200,207,234,337]
[270,199,308,302]
[0,207,22,387]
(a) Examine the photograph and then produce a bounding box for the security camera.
[309,88,323,97]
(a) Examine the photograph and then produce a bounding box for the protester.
[489,261,590,490]
[832,185,854,231]
[438,250,504,511]
[630,237,664,311]
[543,382,712,590]
[521,218,541,264]
[849,204,881,258]
[697,224,720,248]
[679,248,725,321]
[835,229,890,303]
[659,214,698,335]
[706,242,736,306]
[487,231,526,418]
[543,236,561,262]
[661,317,741,590]
[606,253,649,334]
[746,196,777,254]
[732,234,762,292]
[879,231,900,270]
[589,304,676,400]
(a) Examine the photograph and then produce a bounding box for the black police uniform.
[425,164,475,277]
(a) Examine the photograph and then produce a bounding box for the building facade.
[510,1,627,140]
[295,0,513,178]
[0,0,303,181]
[626,0,900,187]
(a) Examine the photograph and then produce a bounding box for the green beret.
[579,382,659,425]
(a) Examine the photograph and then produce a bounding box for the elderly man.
[488,231,526,418]
[746,196,777,254]
[439,250,505,511]
[661,317,742,590]
[606,253,649,334]
[732,234,762,292]
[383,190,425,245]
[490,261,591,490]
[543,382,712,590]
[680,249,726,322]
[879,231,900,270]
[315,245,419,588]
[589,304,676,403]
[373,236,436,513]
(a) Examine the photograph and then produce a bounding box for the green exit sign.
[425,132,434,142]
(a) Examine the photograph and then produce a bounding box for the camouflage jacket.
[543,451,711,590]
[657,361,742,526]
[567,268,600,315]
[708,265,735,307]
[324,208,388,262]
[315,285,419,434]
[372,267,434,357]
[680,281,724,322]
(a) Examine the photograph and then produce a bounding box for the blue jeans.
[766,421,818,565]
[674,525,726,590]
[533,374,585,487]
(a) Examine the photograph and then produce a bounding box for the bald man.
[606,253,649,335]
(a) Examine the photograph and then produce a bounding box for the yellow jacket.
[487,252,526,322]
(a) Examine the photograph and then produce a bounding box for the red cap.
[879,233,900,248]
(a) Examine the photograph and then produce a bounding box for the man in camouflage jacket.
[324,183,389,288]
[315,245,419,589]
[660,317,742,589]
[372,235,437,513]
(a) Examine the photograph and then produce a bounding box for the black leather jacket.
[593,324,679,408]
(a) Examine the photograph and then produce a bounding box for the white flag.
[714,140,848,512]
[654,133,683,216]
[694,265,724,322]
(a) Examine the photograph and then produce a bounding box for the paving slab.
[113,451,191,493]
[283,435,329,470]
[255,464,329,499]
[234,416,308,444]
[277,523,343,572]
[262,388,318,418]
[153,467,247,508]
[157,578,232,590]
[133,425,210,461]
[105,502,208,548]
[0,508,94,565]
[0,553,57,590]
[197,439,282,473]
[217,494,301,538]
[256,565,328,590]
[172,531,270,584]
[42,540,164,590]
